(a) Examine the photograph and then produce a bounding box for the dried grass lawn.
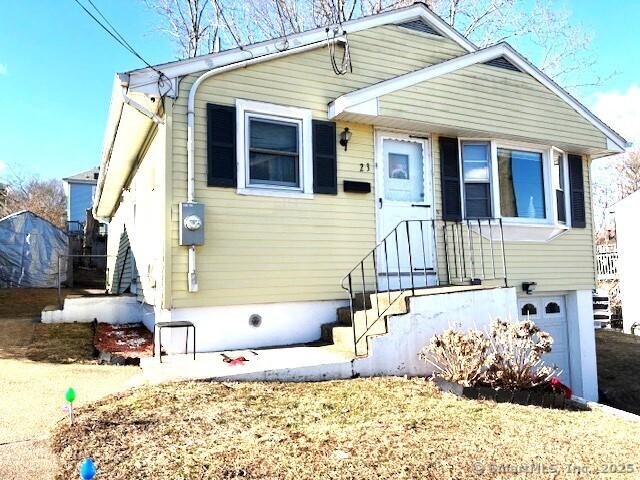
[596,329,640,415]
[0,287,95,318]
[53,378,640,480]
[0,288,138,479]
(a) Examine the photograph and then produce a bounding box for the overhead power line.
[71,0,173,99]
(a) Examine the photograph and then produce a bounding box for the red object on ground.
[221,353,249,365]
[550,377,572,399]
[94,323,153,358]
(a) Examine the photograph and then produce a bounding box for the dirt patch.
[52,377,640,480]
[94,323,153,362]
[596,329,640,415]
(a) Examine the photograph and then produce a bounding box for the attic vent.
[484,56,521,72]
[398,19,442,37]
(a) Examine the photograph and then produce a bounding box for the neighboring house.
[63,167,99,234]
[613,191,640,334]
[93,4,628,400]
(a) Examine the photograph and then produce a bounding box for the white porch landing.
[141,285,518,384]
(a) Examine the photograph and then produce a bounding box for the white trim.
[328,43,628,153]
[126,3,476,92]
[495,141,552,224]
[235,99,314,199]
[551,146,572,227]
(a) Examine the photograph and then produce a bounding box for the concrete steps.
[318,285,494,356]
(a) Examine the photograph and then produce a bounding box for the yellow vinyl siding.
[167,23,597,308]
[431,134,596,293]
[380,64,608,151]
[168,25,467,308]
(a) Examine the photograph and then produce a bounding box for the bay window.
[457,140,573,236]
[497,148,546,219]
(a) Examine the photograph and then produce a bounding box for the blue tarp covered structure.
[0,210,68,287]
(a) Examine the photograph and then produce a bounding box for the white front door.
[518,296,571,385]
[376,133,437,290]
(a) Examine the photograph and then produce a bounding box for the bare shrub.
[483,319,558,389]
[420,319,559,389]
[418,327,489,387]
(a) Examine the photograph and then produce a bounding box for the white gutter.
[185,38,339,293]
[93,78,164,223]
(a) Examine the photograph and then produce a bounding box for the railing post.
[383,239,391,306]
[419,220,428,287]
[394,228,402,291]
[467,219,475,281]
[488,218,496,279]
[431,219,437,285]
[477,219,486,280]
[443,222,451,285]
[406,221,415,295]
[459,222,467,281]
[372,249,380,319]
[348,274,357,357]
[499,218,508,287]
[360,262,367,332]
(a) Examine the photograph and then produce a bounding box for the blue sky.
[0,1,638,182]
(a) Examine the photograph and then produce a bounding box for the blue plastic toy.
[79,458,96,480]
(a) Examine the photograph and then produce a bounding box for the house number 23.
[360,163,371,172]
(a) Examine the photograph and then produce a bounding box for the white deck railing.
[596,250,618,280]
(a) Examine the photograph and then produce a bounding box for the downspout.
[185,38,341,293]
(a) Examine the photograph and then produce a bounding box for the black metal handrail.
[340,218,508,357]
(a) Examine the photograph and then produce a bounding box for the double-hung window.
[236,99,313,198]
[247,116,301,189]
[461,141,492,218]
[552,149,567,224]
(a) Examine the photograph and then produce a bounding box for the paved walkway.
[0,316,139,480]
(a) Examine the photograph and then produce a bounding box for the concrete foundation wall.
[355,287,519,377]
[155,299,348,354]
[41,295,145,324]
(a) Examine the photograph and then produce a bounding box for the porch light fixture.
[522,281,537,295]
[339,127,352,151]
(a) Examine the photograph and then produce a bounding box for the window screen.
[248,117,300,188]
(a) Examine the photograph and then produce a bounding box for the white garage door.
[518,296,571,385]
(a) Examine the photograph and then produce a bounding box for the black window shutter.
[568,154,586,228]
[207,103,236,187]
[439,137,462,221]
[312,120,337,194]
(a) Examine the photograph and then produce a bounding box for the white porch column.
[566,289,598,401]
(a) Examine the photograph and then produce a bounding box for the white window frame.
[459,139,493,218]
[494,141,552,225]
[236,99,314,199]
[551,147,572,227]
